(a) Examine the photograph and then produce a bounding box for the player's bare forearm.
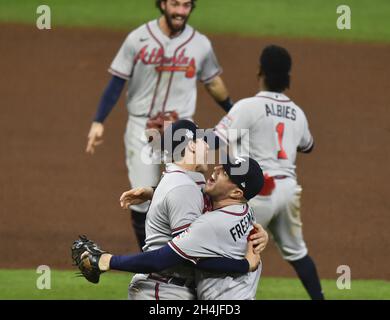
[119,187,154,209]
[205,76,233,112]
[205,76,229,101]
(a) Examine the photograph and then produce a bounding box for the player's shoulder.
[289,99,309,121]
[231,96,266,114]
[124,21,152,40]
[235,96,263,106]
[163,171,198,190]
[191,27,213,47]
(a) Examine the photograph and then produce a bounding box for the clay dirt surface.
[0,24,389,280]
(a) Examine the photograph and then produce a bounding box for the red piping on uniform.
[108,68,130,80]
[219,204,249,216]
[165,170,186,175]
[162,29,196,113]
[146,23,165,117]
[169,241,198,264]
[172,223,191,233]
[155,283,160,300]
[255,95,291,103]
[201,69,222,83]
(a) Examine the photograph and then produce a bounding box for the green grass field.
[0,269,389,300]
[0,0,389,42]
[0,1,389,301]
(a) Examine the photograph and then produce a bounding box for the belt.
[148,273,195,289]
[273,175,288,180]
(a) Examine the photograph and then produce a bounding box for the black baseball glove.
[71,235,107,284]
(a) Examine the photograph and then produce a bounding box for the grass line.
[0,269,389,300]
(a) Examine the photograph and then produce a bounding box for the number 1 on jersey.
[276,122,288,159]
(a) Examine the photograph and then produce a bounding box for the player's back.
[170,203,261,300]
[216,91,313,178]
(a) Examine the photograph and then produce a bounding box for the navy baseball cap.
[162,119,206,160]
[222,155,264,201]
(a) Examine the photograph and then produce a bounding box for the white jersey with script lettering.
[110,19,222,213]
[214,91,313,178]
[214,91,313,261]
[169,204,261,300]
[109,19,221,118]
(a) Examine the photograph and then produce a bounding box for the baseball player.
[73,156,266,300]
[85,0,233,251]
[213,45,324,300]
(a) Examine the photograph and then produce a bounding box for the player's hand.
[248,223,269,254]
[245,241,261,272]
[86,122,104,154]
[119,187,154,209]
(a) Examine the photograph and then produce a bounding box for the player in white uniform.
[85,0,233,250]
[213,45,324,299]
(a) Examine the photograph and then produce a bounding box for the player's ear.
[230,187,244,200]
[160,0,167,11]
[188,140,196,153]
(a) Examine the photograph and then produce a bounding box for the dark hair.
[155,0,197,13]
[259,45,292,92]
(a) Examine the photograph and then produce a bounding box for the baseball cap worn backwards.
[162,119,206,160]
[223,156,264,201]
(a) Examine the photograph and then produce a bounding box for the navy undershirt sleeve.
[110,245,183,273]
[109,245,249,274]
[217,97,234,113]
[93,75,126,123]
[196,257,249,274]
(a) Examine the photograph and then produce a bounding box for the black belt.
[148,274,195,289]
[273,175,289,180]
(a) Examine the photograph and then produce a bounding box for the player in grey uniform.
[213,45,324,299]
[78,120,266,300]
[169,157,264,300]
[85,0,233,250]
[77,154,265,300]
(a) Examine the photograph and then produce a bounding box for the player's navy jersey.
[109,19,222,119]
[214,91,313,178]
[169,204,261,300]
[143,163,205,280]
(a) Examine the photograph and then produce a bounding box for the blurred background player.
[214,45,324,300]
[85,0,233,250]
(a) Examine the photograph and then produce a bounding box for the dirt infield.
[1,24,389,280]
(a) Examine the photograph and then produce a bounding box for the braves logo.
[134,45,196,78]
[234,156,246,165]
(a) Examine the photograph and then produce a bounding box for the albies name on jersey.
[265,103,297,121]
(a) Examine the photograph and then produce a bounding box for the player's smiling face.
[161,0,193,33]
[205,165,238,201]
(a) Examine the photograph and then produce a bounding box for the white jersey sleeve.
[298,111,314,152]
[214,98,263,144]
[169,204,260,300]
[109,33,136,80]
[198,36,222,83]
[168,216,219,264]
[165,185,204,236]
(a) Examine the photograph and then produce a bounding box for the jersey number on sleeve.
[276,122,288,159]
